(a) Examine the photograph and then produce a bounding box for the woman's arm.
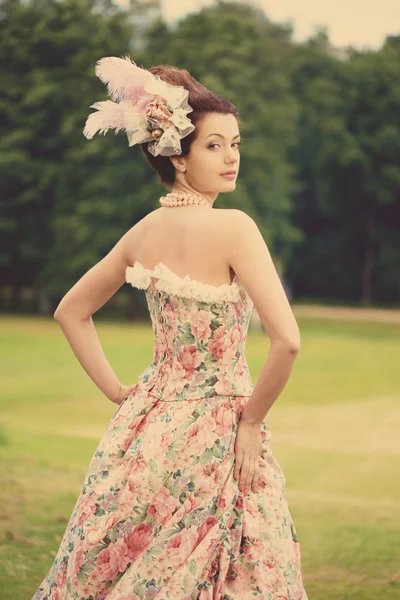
[224,210,301,424]
[54,226,137,403]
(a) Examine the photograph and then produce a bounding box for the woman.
[31,56,308,599]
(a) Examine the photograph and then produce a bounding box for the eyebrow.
[205,133,241,140]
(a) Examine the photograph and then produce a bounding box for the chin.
[221,181,236,190]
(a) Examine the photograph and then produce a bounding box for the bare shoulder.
[215,208,256,242]
[216,208,265,273]
[124,209,155,240]
[194,208,256,260]
[217,207,254,225]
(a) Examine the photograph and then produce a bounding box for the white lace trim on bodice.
[125,261,242,303]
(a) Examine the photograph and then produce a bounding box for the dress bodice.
[125,261,254,402]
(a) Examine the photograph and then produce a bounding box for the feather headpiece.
[83,56,195,157]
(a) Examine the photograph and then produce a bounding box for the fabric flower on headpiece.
[83,56,195,157]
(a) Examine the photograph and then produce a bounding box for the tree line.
[1,0,399,316]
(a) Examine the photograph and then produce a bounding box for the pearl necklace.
[159,192,212,208]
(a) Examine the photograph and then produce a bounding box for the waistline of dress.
[134,361,254,402]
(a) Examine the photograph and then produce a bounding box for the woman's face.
[171,113,241,197]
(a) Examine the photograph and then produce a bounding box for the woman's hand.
[233,418,263,495]
[111,383,138,406]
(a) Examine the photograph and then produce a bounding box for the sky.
[160,0,400,50]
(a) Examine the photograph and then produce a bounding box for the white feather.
[94,56,153,103]
[83,100,134,138]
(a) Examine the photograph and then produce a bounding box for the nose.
[225,147,239,164]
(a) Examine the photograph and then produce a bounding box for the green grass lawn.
[0,313,399,600]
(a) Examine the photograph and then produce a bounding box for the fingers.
[251,460,260,493]
[234,453,260,495]
[234,450,243,483]
[240,455,252,494]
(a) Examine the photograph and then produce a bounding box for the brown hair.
[139,65,241,189]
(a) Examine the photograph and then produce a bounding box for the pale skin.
[54,112,300,496]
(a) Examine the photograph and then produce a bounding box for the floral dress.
[32,261,308,600]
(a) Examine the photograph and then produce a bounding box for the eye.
[208,142,242,149]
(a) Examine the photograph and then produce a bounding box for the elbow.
[284,330,301,353]
[54,308,90,322]
[287,335,301,353]
[53,304,68,321]
[288,340,301,354]
[274,337,301,354]
[53,298,64,320]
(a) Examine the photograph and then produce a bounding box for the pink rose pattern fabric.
[32,262,308,599]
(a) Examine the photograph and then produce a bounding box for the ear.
[170,155,187,173]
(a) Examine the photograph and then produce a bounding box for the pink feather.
[83,100,131,138]
[94,56,154,104]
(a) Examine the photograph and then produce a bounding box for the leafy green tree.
[346,38,400,304]
[0,0,148,311]
[288,32,400,305]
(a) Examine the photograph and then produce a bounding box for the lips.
[221,171,237,175]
